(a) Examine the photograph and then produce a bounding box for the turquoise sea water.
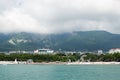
[0,64,120,80]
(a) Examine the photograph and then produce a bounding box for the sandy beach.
[0,61,66,65]
[67,62,120,65]
[0,61,120,65]
[0,61,18,65]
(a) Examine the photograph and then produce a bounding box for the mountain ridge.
[0,30,120,51]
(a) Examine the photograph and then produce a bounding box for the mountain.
[0,31,120,51]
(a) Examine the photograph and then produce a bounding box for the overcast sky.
[0,0,120,34]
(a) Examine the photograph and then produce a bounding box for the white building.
[109,48,120,54]
[98,50,103,55]
[34,49,54,54]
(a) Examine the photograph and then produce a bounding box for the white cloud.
[0,0,120,34]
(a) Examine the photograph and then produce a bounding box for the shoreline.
[0,61,120,65]
[67,62,120,65]
[0,61,18,65]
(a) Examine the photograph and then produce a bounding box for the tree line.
[0,53,77,62]
[83,53,120,62]
[0,53,120,62]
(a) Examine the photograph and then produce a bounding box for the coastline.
[0,61,120,65]
[67,62,120,65]
[0,61,18,65]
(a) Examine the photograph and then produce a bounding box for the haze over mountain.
[0,30,120,51]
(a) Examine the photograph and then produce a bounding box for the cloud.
[0,0,120,34]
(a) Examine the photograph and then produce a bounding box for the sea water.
[0,64,120,80]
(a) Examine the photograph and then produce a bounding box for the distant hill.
[0,31,120,51]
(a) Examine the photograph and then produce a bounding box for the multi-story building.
[109,48,120,54]
[34,49,54,54]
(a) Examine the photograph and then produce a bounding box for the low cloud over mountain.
[0,0,120,34]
